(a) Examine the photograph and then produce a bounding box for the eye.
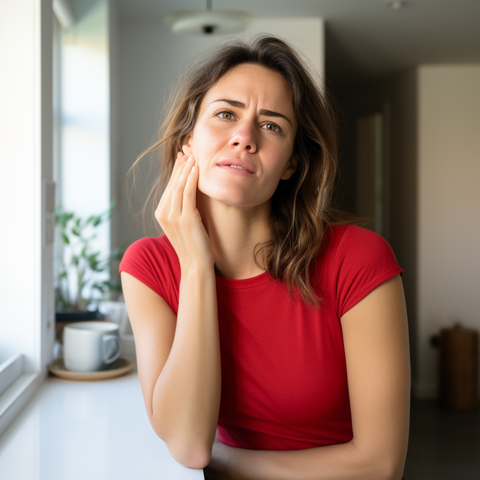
[215,110,235,120]
[262,122,282,133]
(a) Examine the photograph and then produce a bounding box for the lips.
[216,159,255,174]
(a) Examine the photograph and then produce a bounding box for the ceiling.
[116,0,480,90]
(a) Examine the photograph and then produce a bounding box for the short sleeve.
[119,236,181,315]
[333,226,404,317]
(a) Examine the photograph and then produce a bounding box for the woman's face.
[183,63,297,208]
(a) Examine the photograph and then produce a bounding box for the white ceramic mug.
[63,321,122,372]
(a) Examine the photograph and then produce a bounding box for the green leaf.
[92,283,107,293]
[87,256,99,267]
[103,280,123,293]
[71,227,80,236]
[56,210,74,228]
[55,287,69,310]
[107,201,115,218]
[61,233,70,244]
[56,213,66,226]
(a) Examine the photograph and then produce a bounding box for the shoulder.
[327,223,387,246]
[120,235,176,267]
[119,235,181,304]
[325,225,396,266]
[318,225,404,317]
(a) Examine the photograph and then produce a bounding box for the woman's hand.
[155,151,215,270]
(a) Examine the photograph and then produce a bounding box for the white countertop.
[0,369,204,480]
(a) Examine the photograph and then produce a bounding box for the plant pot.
[56,310,105,322]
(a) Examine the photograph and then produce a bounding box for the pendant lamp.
[164,0,255,35]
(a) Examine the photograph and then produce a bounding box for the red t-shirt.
[119,225,404,451]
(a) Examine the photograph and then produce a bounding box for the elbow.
[148,411,215,468]
[168,441,212,469]
[151,421,212,469]
[377,454,406,480]
[352,442,406,480]
[365,460,404,480]
[386,464,406,480]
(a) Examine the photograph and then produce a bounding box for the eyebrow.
[209,99,292,126]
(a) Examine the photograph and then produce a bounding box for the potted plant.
[55,204,124,325]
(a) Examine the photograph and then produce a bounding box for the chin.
[198,186,262,208]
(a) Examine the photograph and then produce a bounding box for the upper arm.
[340,274,410,475]
[121,271,177,417]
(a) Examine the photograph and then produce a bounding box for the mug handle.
[102,335,122,364]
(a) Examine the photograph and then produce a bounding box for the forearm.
[209,440,404,480]
[151,267,221,465]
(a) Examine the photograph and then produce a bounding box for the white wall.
[249,18,323,75]
[416,66,480,397]
[116,18,324,249]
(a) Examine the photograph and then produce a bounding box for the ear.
[280,157,297,180]
[181,132,193,156]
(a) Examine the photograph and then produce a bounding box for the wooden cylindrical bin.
[439,324,478,410]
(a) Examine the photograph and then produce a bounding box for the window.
[0,0,54,436]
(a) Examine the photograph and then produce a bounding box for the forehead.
[202,63,294,113]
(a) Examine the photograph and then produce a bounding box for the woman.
[120,35,410,479]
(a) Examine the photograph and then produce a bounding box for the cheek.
[191,128,226,166]
[189,127,212,156]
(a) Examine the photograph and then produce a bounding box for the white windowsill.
[0,369,204,480]
[0,371,44,437]
[0,354,45,438]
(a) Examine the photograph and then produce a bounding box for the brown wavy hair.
[128,34,358,306]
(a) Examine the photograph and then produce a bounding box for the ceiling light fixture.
[164,0,255,35]
[386,0,408,9]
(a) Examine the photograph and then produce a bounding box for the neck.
[196,192,272,279]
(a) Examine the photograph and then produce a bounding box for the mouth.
[217,159,255,174]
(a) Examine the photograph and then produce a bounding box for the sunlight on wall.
[58,0,110,302]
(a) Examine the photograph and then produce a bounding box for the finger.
[166,152,188,190]
[182,164,199,213]
[161,153,188,209]
[170,155,195,214]
[157,152,187,214]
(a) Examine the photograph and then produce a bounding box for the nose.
[228,122,257,153]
